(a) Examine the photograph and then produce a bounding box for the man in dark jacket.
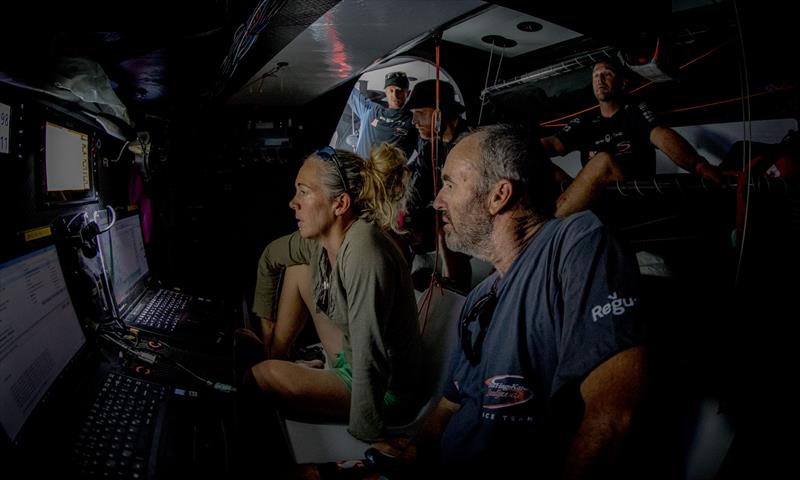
[403,79,471,290]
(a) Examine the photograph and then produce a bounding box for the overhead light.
[481,35,517,48]
[516,21,543,33]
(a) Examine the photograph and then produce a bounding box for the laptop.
[97,212,222,346]
[0,244,170,478]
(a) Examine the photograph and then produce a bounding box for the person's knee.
[251,360,279,392]
[251,360,301,398]
[284,264,310,292]
[284,264,309,281]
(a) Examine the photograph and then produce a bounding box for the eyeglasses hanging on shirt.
[316,278,330,314]
[460,279,499,365]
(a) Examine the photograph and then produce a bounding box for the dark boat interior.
[1,1,797,477]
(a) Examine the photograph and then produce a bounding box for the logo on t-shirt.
[591,292,637,322]
[638,102,657,124]
[483,375,533,410]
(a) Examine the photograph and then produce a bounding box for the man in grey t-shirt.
[371,125,646,477]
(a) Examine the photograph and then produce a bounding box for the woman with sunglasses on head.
[248,144,422,442]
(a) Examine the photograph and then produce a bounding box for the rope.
[428,41,443,290]
[478,40,496,125]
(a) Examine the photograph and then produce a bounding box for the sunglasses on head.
[460,281,499,365]
[316,146,350,193]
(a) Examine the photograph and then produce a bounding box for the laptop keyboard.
[131,290,191,333]
[71,372,168,479]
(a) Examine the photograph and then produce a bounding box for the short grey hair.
[464,124,557,219]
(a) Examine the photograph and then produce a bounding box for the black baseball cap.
[403,79,465,113]
[384,71,409,89]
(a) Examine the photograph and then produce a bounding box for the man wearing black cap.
[348,71,416,159]
[403,79,471,290]
[405,79,466,147]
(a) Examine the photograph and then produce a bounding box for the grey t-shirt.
[253,220,422,441]
[441,212,644,472]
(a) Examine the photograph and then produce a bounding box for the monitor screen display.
[0,246,86,441]
[97,214,150,307]
[39,116,96,207]
[45,122,90,192]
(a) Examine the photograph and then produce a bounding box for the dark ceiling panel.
[212,0,342,103]
[489,0,672,49]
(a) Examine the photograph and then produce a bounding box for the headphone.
[77,206,116,258]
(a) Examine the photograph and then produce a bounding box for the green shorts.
[332,352,401,409]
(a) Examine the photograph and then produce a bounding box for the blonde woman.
[250,144,421,442]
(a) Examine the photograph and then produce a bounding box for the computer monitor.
[40,116,97,207]
[97,213,150,309]
[0,245,86,442]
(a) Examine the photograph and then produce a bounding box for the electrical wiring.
[215,0,288,96]
[733,0,753,288]
[93,205,116,233]
[239,62,288,92]
[478,39,496,126]
[98,332,157,364]
[174,362,237,393]
[97,314,129,336]
[65,211,88,232]
[538,43,728,127]
[112,140,130,163]
[98,329,236,394]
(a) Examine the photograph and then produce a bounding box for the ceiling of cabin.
[226,1,592,108]
[2,0,793,128]
[0,1,629,116]
[226,0,486,108]
[441,5,581,58]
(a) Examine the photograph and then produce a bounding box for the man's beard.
[444,204,493,259]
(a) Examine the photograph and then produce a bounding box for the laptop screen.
[98,214,150,311]
[0,245,86,442]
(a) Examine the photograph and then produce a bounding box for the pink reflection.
[323,12,352,78]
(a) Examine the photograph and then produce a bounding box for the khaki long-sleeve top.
[253,220,422,441]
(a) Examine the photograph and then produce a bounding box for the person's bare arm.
[253,232,316,354]
[259,316,275,357]
[650,126,722,183]
[555,151,624,218]
[370,397,460,462]
[540,135,577,203]
[417,397,460,449]
[563,346,646,479]
[541,135,567,156]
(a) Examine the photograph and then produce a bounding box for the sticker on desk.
[0,102,11,154]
